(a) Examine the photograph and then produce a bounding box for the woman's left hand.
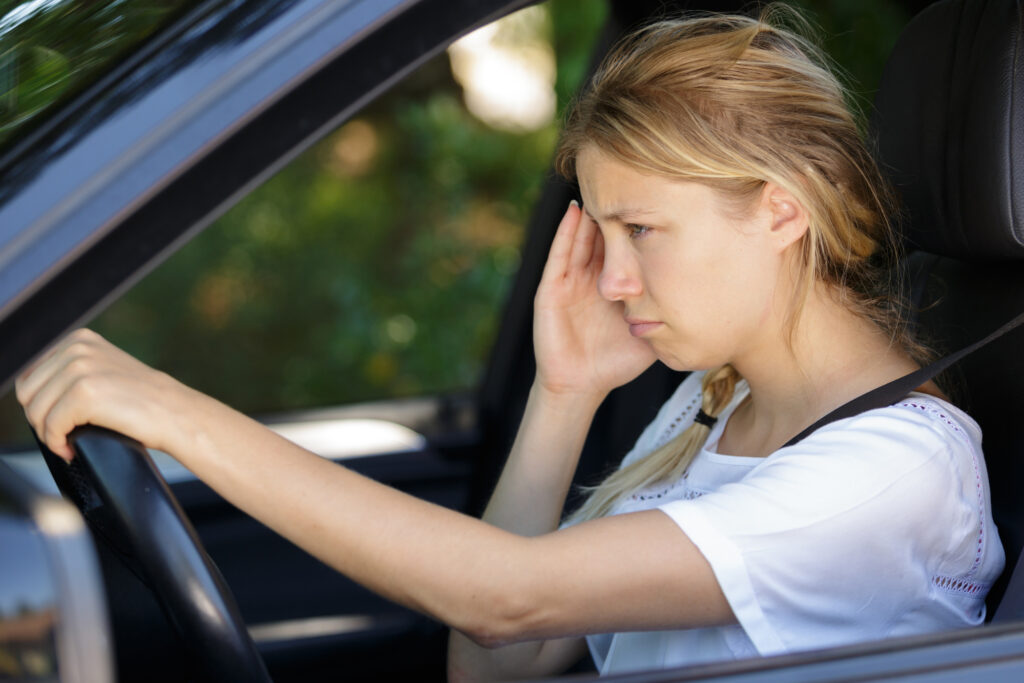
[15,328,192,461]
[532,202,658,400]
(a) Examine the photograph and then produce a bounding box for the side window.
[0,1,607,440]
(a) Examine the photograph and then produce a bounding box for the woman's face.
[576,146,797,371]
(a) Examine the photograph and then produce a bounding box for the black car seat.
[871,0,1024,618]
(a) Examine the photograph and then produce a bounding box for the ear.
[762,183,809,252]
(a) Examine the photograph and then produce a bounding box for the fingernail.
[569,199,579,208]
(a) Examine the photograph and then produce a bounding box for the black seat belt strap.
[782,310,1024,448]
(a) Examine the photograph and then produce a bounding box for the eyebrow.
[588,207,659,223]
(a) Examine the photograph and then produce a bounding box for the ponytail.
[564,365,741,525]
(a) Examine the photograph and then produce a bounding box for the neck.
[723,282,919,454]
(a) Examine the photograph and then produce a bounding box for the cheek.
[648,230,776,326]
[724,246,783,326]
[644,242,719,320]
[688,241,777,333]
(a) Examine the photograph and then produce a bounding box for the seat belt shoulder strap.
[782,310,1024,448]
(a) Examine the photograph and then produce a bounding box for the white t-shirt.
[586,371,1005,675]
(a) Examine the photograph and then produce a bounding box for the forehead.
[576,146,719,222]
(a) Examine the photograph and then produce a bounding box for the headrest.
[872,0,1024,261]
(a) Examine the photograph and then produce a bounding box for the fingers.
[568,205,599,271]
[588,222,606,271]
[16,329,101,408]
[35,388,89,462]
[540,200,606,287]
[15,328,109,461]
[539,200,583,284]
[23,359,98,461]
[14,328,178,462]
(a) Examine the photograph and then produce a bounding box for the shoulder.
[782,392,981,483]
[657,396,1000,657]
[815,392,979,450]
[710,393,984,532]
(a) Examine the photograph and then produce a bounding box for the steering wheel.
[38,426,272,683]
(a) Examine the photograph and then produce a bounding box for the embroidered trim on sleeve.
[931,575,991,597]
[898,400,989,594]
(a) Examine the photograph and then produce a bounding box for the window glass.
[0,0,199,150]
[85,0,609,418]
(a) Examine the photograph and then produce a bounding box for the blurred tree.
[88,0,610,418]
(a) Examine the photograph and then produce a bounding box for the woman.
[15,7,1004,680]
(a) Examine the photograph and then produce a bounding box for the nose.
[597,241,642,302]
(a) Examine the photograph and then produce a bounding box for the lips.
[625,317,662,337]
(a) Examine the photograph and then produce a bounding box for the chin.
[657,354,702,373]
[656,347,728,373]
[658,356,689,372]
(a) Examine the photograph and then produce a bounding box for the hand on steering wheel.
[18,329,271,681]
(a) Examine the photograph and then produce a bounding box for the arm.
[446,384,598,682]
[16,332,733,669]
[16,204,730,681]
[478,202,658,532]
[448,201,661,680]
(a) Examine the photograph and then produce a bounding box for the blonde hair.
[560,6,923,524]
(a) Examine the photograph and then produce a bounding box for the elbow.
[437,537,556,649]
[458,628,519,651]
[454,590,547,649]
[456,614,520,650]
[459,628,506,650]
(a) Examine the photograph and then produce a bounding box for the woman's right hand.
[533,201,657,402]
[15,328,194,461]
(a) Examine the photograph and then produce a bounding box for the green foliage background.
[0,0,911,445]
[88,0,609,418]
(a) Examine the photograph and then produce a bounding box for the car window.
[0,0,609,444]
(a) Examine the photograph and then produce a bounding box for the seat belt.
[777,310,1024,622]
[783,310,1024,447]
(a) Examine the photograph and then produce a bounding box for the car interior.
[4,0,1024,681]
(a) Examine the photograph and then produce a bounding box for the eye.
[625,223,651,239]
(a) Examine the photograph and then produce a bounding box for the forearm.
[163,384,536,635]
[447,381,601,680]
[447,634,586,683]
[164,381,591,680]
[482,381,603,534]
